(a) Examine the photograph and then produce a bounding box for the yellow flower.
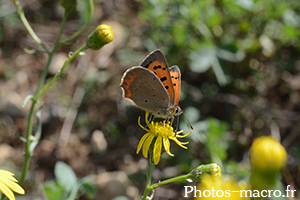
[136,112,192,165]
[0,170,25,200]
[85,24,114,50]
[250,136,287,172]
[195,174,249,200]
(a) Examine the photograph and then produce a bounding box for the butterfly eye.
[175,107,182,115]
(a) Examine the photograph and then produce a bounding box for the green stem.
[141,156,191,199]
[12,0,49,53]
[34,11,70,95]
[142,156,156,200]
[148,174,190,190]
[14,2,74,185]
[36,44,87,100]
[60,0,94,45]
[19,101,36,184]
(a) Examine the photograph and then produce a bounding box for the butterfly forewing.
[169,65,181,106]
[120,67,170,114]
[140,50,175,106]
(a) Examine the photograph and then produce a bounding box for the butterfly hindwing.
[140,49,175,106]
[120,66,170,114]
[169,65,181,106]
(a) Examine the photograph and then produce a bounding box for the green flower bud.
[85,24,114,50]
[60,0,77,13]
[188,163,221,182]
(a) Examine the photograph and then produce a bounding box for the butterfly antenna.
[182,112,193,130]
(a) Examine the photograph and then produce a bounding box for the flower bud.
[250,136,287,193]
[60,0,77,13]
[250,136,287,172]
[188,163,221,182]
[85,24,113,50]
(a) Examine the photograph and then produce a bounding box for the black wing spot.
[173,83,176,86]
[145,100,148,103]
[160,77,167,82]
[153,66,158,70]
[157,65,162,69]
[163,67,167,70]
[165,85,169,90]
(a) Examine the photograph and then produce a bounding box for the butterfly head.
[170,105,183,117]
[174,106,183,116]
[152,105,182,119]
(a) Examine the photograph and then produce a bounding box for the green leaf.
[82,181,96,199]
[81,175,96,199]
[41,181,67,200]
[206,118,229,161]
[172,22,186,47]
[21,95,34,108]
[54,161,78,192]
[77,0,93,23]
[189,45,216,73]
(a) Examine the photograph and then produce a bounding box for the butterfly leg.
[175,115,179,133]
[145,113,155,128]
[163,114,174,128]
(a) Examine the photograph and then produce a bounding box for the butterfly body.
[120,50,182,118]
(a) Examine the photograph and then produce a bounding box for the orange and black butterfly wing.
[140,49,175,105]
[169,65,181,106]
[120,66,170,114]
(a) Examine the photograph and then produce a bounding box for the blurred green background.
[0,0,299,199]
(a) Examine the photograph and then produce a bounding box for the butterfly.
[120,49,182,120]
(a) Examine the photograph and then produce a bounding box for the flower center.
[149,121,175,137]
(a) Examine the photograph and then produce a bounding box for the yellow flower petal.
[143,134,155,158]
[0,181,15,200]
[0,170,25,200]
[136,133,151,154]
[138,116,149,131]
[176,129,193,138]
[170,137,188,149]
[2,177,25,194]
[0,170,14,177]
[163,137,174,157]
[153,136,163,165]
